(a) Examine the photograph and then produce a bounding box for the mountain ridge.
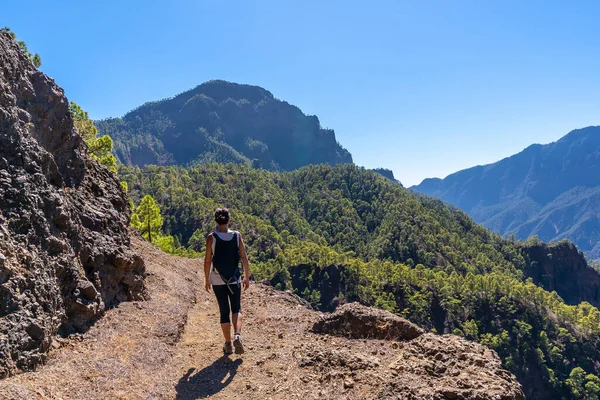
[96,80,352,171]
[413,126,600,260]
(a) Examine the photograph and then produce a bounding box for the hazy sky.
[4,0,600,186]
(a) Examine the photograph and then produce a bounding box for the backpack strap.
[211,231,240,294]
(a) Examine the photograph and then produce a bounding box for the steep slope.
[0,237,524,400]
[412,126,600,260]
[121,163,526,276]
[95,80,352,171]
[0,31,145,378]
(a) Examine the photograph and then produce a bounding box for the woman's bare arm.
[204,234,213,291]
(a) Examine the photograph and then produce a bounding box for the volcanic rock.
[312,302,425,341]
[383,333,524,399]
[0,30,145,378]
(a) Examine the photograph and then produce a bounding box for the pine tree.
[69,102,117,173]
[134,195,163,244]
[130,213,141,230]
[2,27,42,67]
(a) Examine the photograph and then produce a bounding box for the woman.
[204,208,250,355]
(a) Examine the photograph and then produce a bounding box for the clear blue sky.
[4,0,600,186]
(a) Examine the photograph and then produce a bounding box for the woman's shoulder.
[210,229,241,239]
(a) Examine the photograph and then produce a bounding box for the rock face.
[522,240,600,307]
[0,31,145,378]
[373,168,401,185]
[312,302,425,341]
[311,303,524,400]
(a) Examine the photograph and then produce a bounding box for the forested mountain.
[413,126,600,260]
[96,80,352,171]
[122,162,600,399]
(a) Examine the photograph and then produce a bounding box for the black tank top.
[212,232,240,280]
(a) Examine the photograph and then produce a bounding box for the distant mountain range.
[412,126,600,260]
[95,80,352,171]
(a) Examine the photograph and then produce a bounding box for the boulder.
[312,302,424,341]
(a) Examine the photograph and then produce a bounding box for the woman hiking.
[204,208,250,355]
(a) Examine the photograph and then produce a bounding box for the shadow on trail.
[175,355,243,399]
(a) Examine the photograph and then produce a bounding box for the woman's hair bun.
[214,207,230,224]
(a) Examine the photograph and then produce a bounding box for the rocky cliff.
[309,303,524,399]
[373,168,401,184]
[0,31,145,378]
[521,240,600,307]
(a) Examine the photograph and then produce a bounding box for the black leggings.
[213,284,241,324]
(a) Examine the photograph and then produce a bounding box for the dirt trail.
[0,237,391,399]
[169,269,395,400]
[0,237,202,399]
[0,237,523,400]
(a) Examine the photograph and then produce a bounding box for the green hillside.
[121,163,600,399]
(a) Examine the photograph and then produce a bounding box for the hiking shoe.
[233,334,245,354]
[223,341,233,354]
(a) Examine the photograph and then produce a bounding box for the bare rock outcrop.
[310,302,524,399]
[0,31,145,378]
[384,333,524,399]
[312,302,425,341]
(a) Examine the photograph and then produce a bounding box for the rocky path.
[0,237,200,399]
[0,237,524,400]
